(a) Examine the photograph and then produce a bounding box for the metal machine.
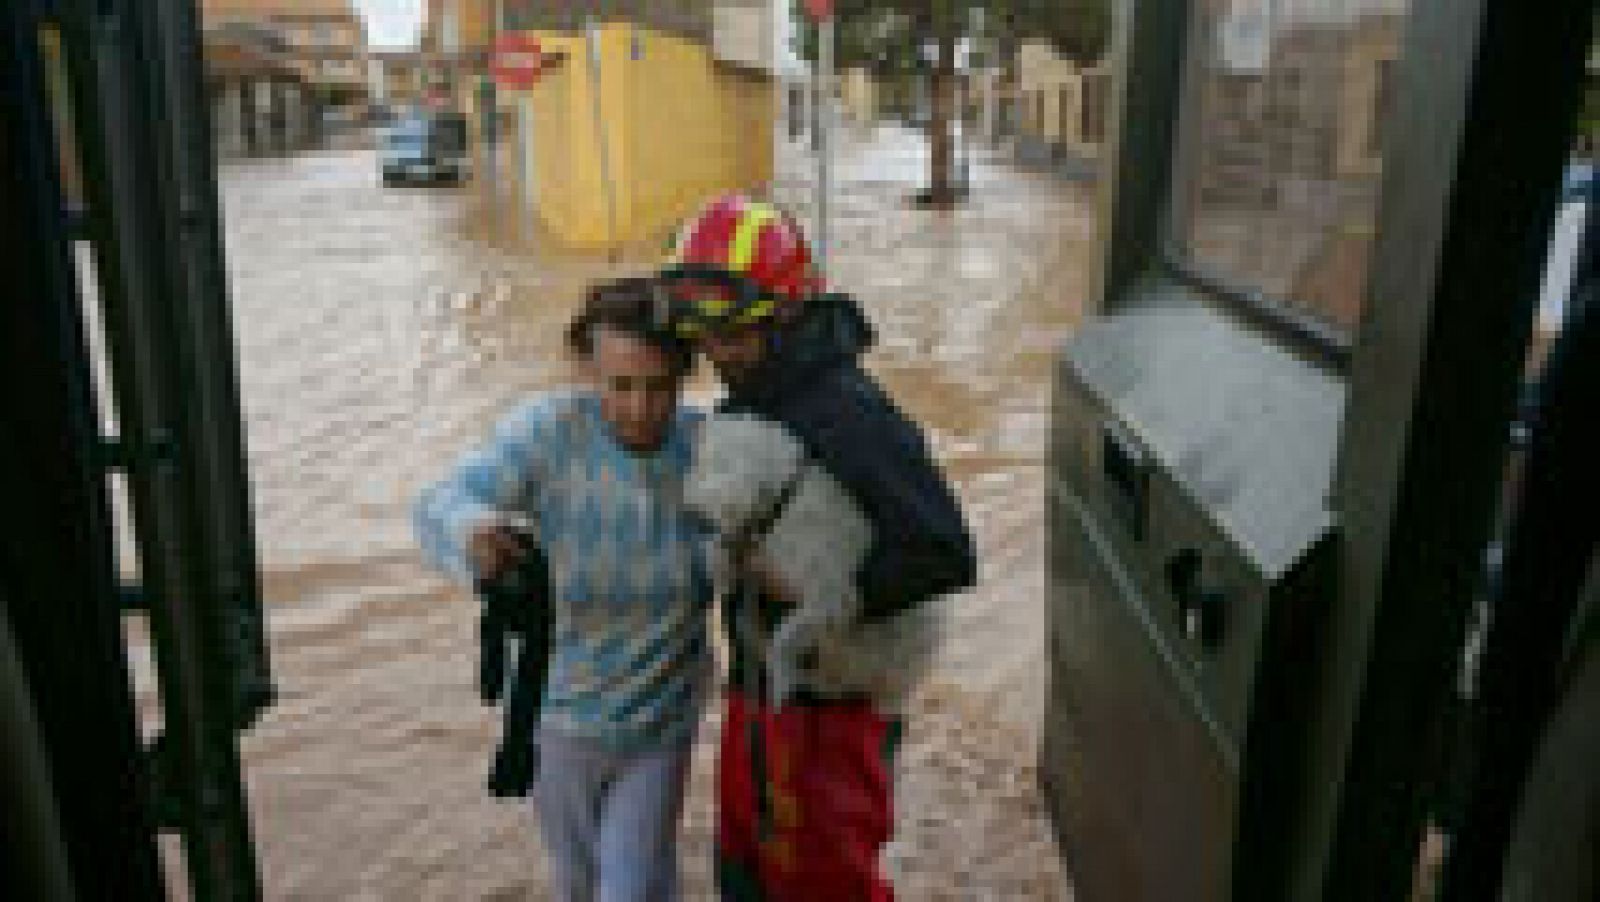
[1042,0,1596,899]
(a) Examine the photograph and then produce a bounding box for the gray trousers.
[532,730,694,902]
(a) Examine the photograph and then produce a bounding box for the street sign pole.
[519,93,534,241]
[816,13,833,279]
[491,32,556,247]
[494,0,530,245]
[490,4,502,242]
[479,75,498,242]
[586,17,620,257]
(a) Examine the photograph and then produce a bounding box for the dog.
[684,413,937,712]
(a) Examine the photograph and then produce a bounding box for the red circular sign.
[802,0,833,20]
[491,33,551,90]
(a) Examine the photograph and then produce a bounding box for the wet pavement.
[141,122,1095,898]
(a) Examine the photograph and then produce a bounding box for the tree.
[795,1,979,207]
[797,0,1113,207]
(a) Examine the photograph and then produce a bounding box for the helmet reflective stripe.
[693,289,735,317]
[739,298,777,322]
[726,203,780,275]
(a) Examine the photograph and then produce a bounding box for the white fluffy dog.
[685,413,936,712]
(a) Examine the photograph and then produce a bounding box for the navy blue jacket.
[719,293,977,646]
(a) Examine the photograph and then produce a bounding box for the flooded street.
[197,123,1093,899]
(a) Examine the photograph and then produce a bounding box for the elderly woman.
[415,277,711,902]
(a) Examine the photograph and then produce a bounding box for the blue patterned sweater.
[415,390,713,751]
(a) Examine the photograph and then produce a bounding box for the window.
[1174,0,1413,340]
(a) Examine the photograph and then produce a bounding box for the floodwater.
[128,122,1095,899]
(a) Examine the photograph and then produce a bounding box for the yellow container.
[510,24,776,249]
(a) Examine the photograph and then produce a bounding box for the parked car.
[380,112,469,186]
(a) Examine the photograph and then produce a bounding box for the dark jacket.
[476,533,552,798]
[719,293,977,688]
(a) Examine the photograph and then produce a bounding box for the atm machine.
[1041,0,1595,899]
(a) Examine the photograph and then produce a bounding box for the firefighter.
[661,195,977,900]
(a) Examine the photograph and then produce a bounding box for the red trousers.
[716,689,901,901]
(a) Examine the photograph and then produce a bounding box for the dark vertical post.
[0,598,79,902]
[1092,0,1190,312]
[55,0,271,897]
[1316,0,1593,896]
[1440,190,1600,901]
[0,2,166,897]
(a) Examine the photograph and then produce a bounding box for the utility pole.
[804,0,835,277]
[585,16,620,259]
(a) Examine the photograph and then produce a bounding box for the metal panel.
[1044,487,1235,901]
[1061,293,1343,582]
[0,3,165,897]
[1441,247,1600,897]
[55,0,270,896]
[1491,553,1600,902]
[1044,285,1341,899]
[0,600,77,902]
[1307,0,1594,896]
[152,0,274,731]
[1092,0,1191,313]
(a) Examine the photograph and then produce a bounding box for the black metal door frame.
[0,594,79,902]
[5,0,275,898]
[0,2,165,897]
[53,0,273,896]
[1439,193,1600,899]
[1313,0,1593,896]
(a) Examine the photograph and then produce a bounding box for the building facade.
[204,0,369,101]
[203,22,319,157]
[1011,38,1109,180]
[431,0,783,248]
[199,0,372,156]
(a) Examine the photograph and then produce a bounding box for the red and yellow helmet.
[661,195,820,338]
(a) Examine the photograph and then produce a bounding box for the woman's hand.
[468,522,525,582]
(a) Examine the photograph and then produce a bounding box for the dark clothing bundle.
[475,531,552,798]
